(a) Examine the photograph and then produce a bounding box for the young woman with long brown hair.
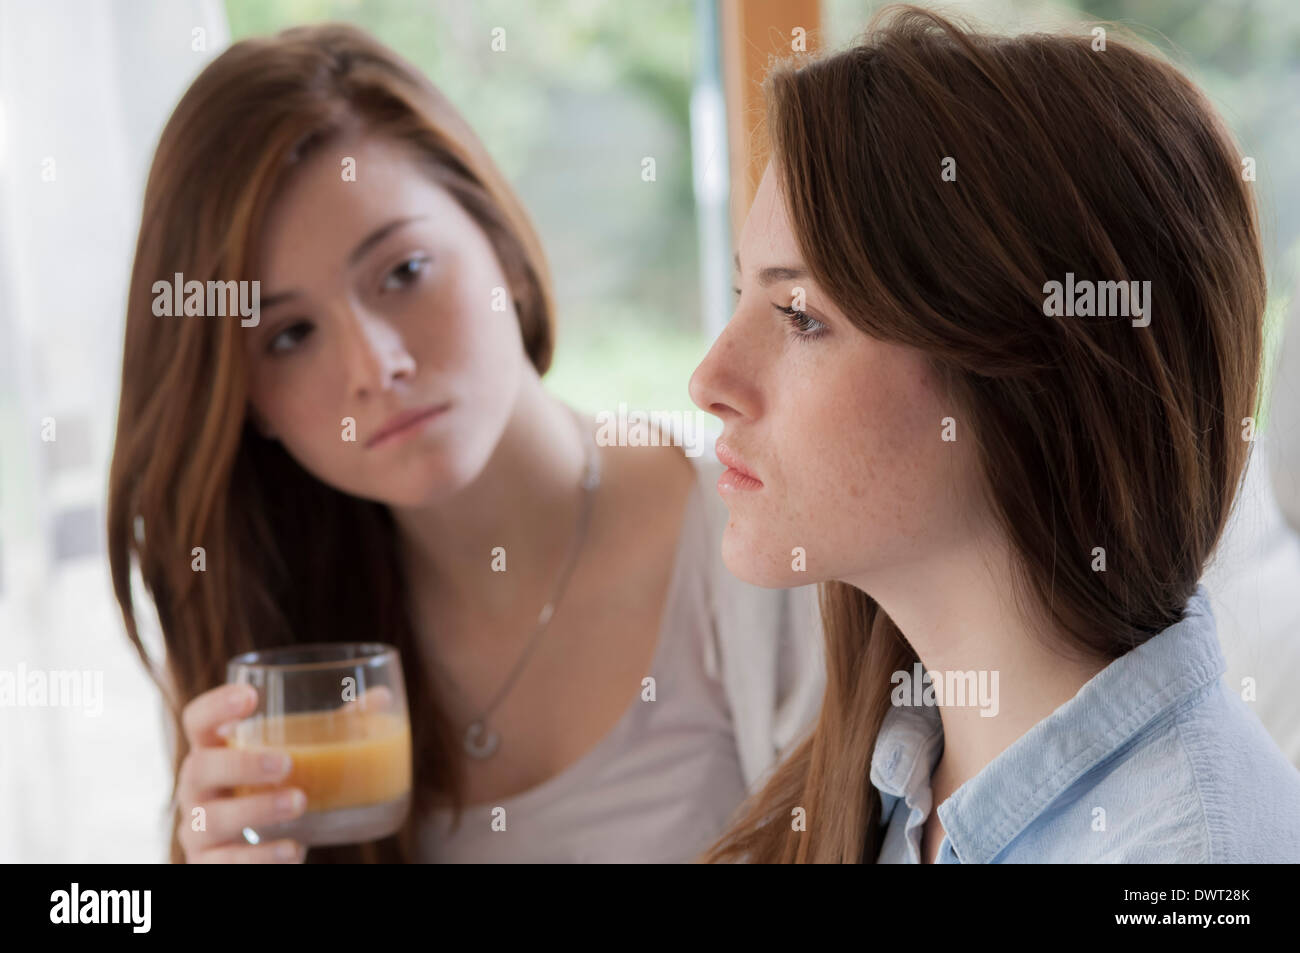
[106,23,823,864]
[692,6,1300,863]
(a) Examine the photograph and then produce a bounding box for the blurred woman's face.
[689,163,987,589]
[245,132,528,507]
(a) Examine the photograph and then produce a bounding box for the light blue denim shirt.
[871,585,1300,862]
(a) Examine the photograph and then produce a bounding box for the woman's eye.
[382,256,429,291]
[776,304,828,339]
[266,320,313,355]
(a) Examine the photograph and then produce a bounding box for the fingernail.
[275,841,301,862]
[275,789,305,816]
[230,685,253,711]
[261,753,291,777]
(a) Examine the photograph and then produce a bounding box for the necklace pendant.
[464,719,500,759]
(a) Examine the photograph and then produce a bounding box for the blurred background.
[1,0,1298,861]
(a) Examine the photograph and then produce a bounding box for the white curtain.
[0,0,229,862]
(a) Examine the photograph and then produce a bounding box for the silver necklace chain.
[451,418,601,760]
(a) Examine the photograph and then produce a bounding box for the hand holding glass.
[225,643,412,847]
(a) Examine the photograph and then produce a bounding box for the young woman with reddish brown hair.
[692,6,1300,863]
[107,23,823,864]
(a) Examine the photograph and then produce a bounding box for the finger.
[184,788,308,846]
[193,839,306,864]
[179,745,293,804]
[183,683,257,749]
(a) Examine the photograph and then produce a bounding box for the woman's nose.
[689,320,758,422]
[342,307,415,398]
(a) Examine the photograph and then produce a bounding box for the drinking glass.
[225,642,412,847]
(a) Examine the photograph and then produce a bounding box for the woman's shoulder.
[1171,680,1300,861]
[1060,680,1300,863]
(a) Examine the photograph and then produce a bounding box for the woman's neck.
[852,532,1111,811]
[387,373,590,624]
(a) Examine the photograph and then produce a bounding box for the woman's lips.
[366,402,451,449]
[715,441,764,492]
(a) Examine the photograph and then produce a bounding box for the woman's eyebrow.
[261,215,428,309]
[732,251,807,286]
[347,214,426,267]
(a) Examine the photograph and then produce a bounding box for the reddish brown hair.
[107,22,555,862]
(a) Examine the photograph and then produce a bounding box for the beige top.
[416,470,750,862]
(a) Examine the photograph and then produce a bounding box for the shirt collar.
[868,584,1224,863]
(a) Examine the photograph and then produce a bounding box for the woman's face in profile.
[689,163,988,590]
[244,132,528,507]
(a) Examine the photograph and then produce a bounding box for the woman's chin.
[720,530,801,589]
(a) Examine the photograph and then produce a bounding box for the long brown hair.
[106,22,555,863]
[704,5,1265,863]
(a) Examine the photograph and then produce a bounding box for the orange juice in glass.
[226,643,412,847]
